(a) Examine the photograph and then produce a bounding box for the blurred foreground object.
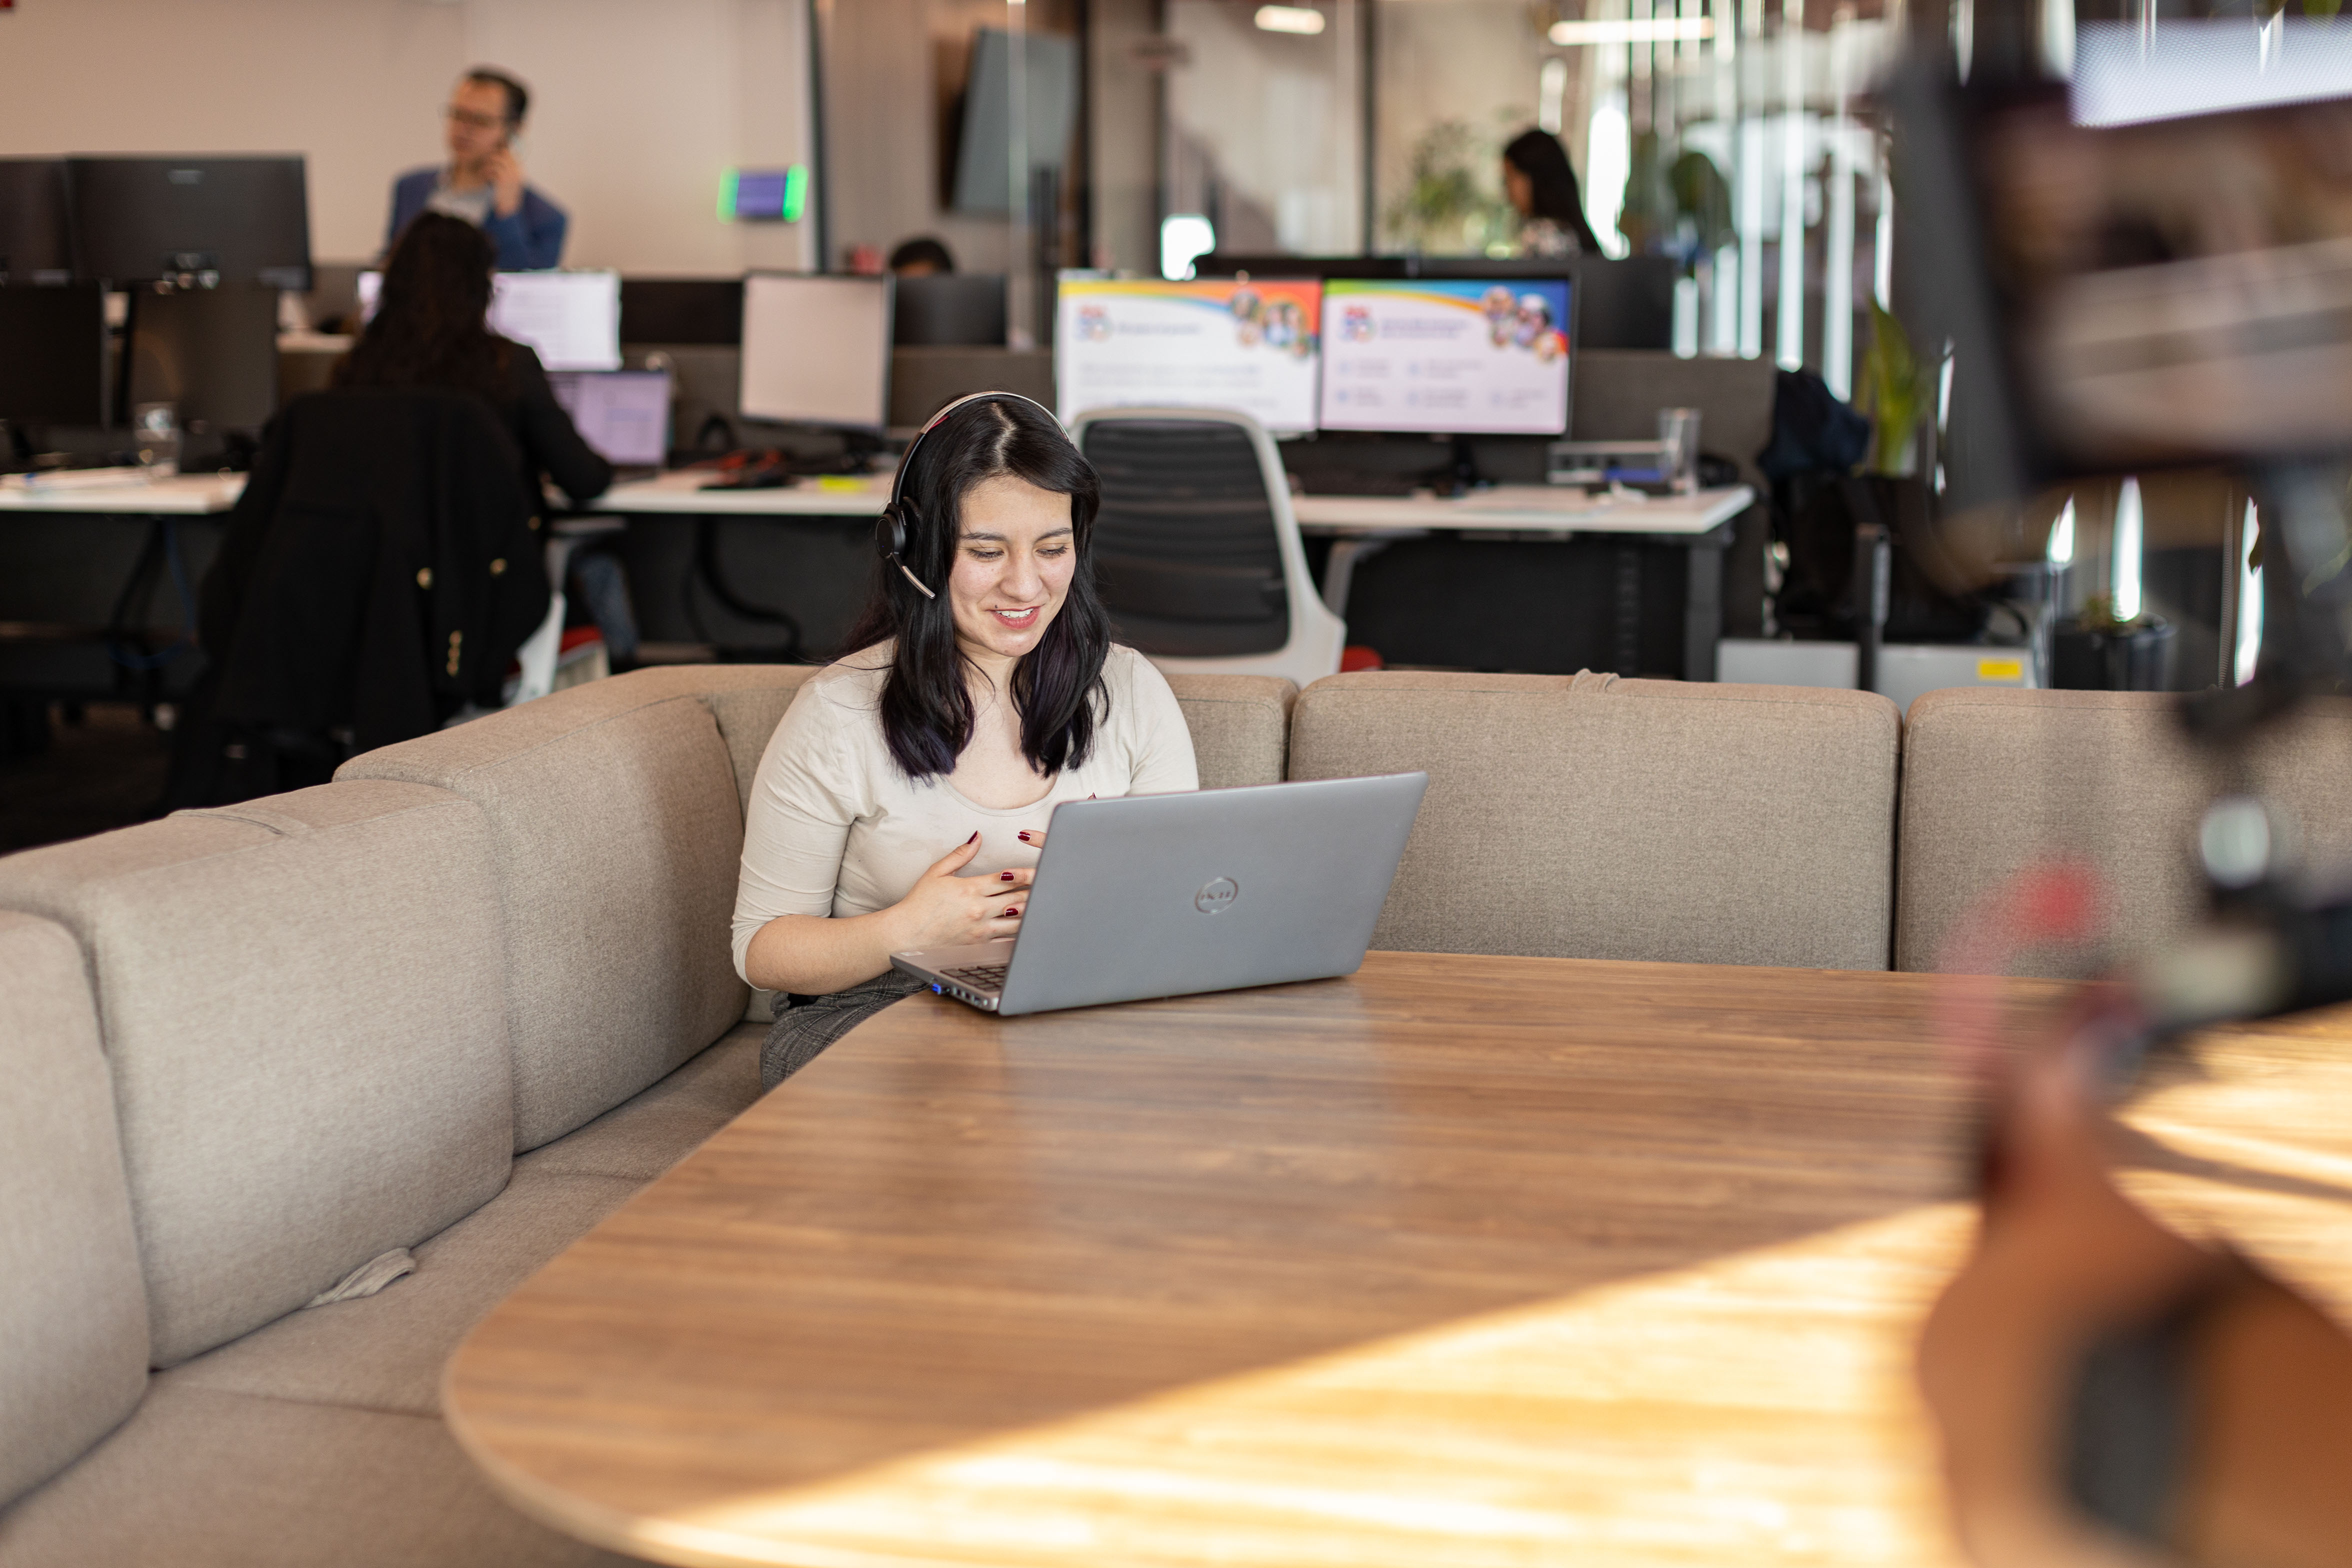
[1920,1020,2352,1568]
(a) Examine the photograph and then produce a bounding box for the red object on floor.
[558,626,604,657]
[1340,645,1385,673]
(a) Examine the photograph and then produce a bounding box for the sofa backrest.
[0,784,512,1366]
[698,664,1298,812]
[1898,688,2352,974]
[0,913,148,1508]
[340,668,768,1152]
[1288,670,1900,970]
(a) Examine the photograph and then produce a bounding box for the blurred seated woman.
[1502,128,1606,259]
[338,211,611,508]
[732,394,1198,1086]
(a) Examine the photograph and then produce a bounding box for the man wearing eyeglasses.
[385,68,568,270]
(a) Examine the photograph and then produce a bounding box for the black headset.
[876,390,1061,601]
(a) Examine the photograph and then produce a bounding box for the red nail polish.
[1004,906,1019,918]
[966,831,979,844]
[1016,830,1032,842]
[999,870,1014,880]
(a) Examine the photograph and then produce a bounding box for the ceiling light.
[1548,16,1714,44]
[1256,5,1328,35]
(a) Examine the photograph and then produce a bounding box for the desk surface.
[448,950,2324,1568]
[594,470,1753,538]
[1294,482,1752,536]
[0,472,246,515]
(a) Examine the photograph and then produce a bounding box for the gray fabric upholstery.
[0,1384,637,1568]
[0,915,148,1508]
[166,1164,642,1418]
[1288,671,1900,969]
[1896,689,2352,974]
[1164,674,1296,788]
[0,784,512,1368]
[341,670,762,1152]
[519,1026,763,1182]
[706,674,820,816]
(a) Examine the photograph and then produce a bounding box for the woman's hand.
[742,832,1032,996]
[882,832,1030,952]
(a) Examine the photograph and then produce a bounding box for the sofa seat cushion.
[0,1386,637,1568]
[342,670,774,1152]
[0,914,148,1508]
[168,1028,764,1419]
[0,782,513,1368]
[1288,670,1900,970]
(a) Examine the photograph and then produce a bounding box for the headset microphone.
[877,390,1062,602]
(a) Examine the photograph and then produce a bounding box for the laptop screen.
[547,368,671,467]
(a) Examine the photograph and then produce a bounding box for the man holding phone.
[385,68,568,271]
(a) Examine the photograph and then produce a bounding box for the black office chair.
[1072,410,1344,683]
[166,388,549,806]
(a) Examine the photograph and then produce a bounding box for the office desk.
[0,472,246,514]
[437,950,2352,1568]
[590,475,1752,676]
[596,470,892,516]
[0,474,245,703]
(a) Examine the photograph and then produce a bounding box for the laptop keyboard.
[943,962,1009,990]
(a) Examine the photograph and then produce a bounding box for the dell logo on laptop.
[1194,876,1239,914]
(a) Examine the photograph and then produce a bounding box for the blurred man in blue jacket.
[386,69,566,270]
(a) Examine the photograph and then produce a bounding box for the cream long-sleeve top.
[730,642,1200,984]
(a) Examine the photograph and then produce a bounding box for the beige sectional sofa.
[3,666,2344,1566]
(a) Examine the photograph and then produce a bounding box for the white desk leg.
[1320,530,1426,617]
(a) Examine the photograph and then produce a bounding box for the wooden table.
[444,952,2352,1568]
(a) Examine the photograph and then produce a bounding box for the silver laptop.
[892,772,1428,1016]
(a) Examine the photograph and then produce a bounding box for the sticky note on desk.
[816,476,870,494]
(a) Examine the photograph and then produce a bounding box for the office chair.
[1070,408,1345,688]
[170,388,550,806]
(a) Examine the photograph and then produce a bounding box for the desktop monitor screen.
[0,282,106,424]
[738,273,892,430]
[894,274,1008,346]
[65,156,310,290]
[1054,276,1322,434]
[0,160,74,283]
[356,268,622,372]
[1317,277,1572,436]
[548,369,672,466]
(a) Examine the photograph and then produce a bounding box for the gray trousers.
[760,970,927,1089]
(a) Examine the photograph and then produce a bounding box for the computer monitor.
[1054,276,1322,434]
[488,271,621,372]
[1316,276,1572,436]
[122,282,280,462]
[619,277,742,344]
[356,268,622,372]
[893,274,1008,347]
[738,272,892,430]
[548,369,672,467]
[0,282,106,424]
[65,156,310,290]
[0,160,74,284]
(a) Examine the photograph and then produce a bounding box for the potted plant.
[2052,592,2175,690]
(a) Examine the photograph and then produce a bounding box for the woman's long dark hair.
[1503,128,1607,256]
[842,396,1110,783]
[336,212,511,400]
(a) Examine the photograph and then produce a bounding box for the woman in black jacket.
[337,212,612,507]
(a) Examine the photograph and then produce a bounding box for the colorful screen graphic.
[1054,278,1323,434]
[1317,278,1571,436]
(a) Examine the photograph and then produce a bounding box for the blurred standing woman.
[1502,128,1607,258]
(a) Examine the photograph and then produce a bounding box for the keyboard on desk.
[942,962,1010,990]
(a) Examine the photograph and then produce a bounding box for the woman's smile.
[990,604,1042,628]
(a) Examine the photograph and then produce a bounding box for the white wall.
[0,0,816,272]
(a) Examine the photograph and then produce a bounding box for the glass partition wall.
[1134,0,1902,389]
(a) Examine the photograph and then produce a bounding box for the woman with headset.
[732,394,1199,1086]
